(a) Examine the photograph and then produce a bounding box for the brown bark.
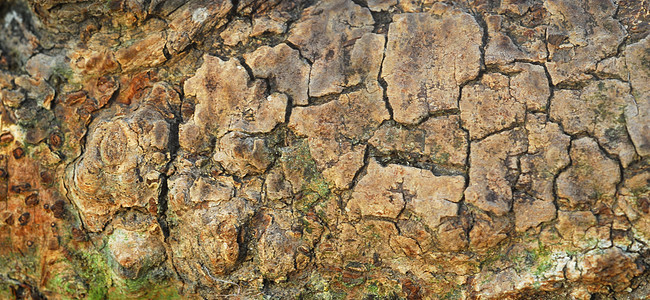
[0,0,649,298]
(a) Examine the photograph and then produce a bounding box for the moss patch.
[56,246,180,300]
[280,140,333,214]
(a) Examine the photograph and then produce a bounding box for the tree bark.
[0,0,649,298]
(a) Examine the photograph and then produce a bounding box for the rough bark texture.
[0,0,649,299]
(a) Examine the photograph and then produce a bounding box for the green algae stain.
[50,245,181,300]
[280,140,333,214]
[74,251,112,300]
[108,277,181,300]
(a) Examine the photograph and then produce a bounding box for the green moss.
[366,282,379,294]
[302,271,402,299]
[56,67,87,93]
[362,280,401,298]
[300,217,314,234]
[52,65,82,89]
[526,244,553,278]
[300,272,347,300]
[498,238,564,278]
[533,259,553,277]
[108,277,181,300]
[480,247,507,270]
[53,65,74,81]
[527,245,550,261]
[280,140,318,178]
[307,176,331,199]
[338,275,365,288]
[441,288,463,300]
[60,246,181,300]
[281,140,333,214]
[583,237,600,249]
[47,272,86,299]
[74,251,112,300]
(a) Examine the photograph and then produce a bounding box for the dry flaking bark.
[0,0,649,299]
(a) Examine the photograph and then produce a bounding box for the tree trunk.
[1,0,649,298]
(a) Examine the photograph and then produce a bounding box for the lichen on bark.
[0,0,649,299]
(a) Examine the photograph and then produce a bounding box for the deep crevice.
[371,10,392,34]
[347,144,370,197]
[376,26,393,120]
[156,96,182,240]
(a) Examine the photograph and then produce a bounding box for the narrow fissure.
[157,96,182,240]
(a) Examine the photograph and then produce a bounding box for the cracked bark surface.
[0,0,649,299]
